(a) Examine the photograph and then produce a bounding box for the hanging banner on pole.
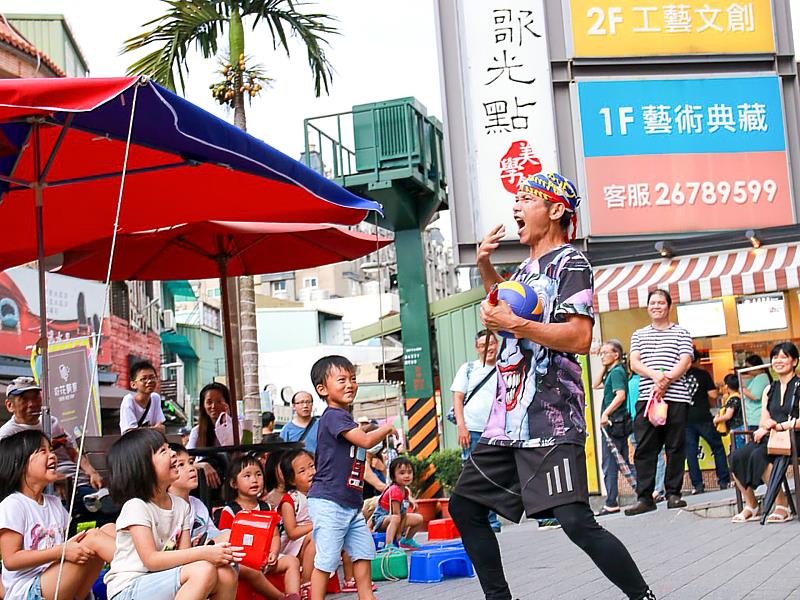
[457,0,560,241]
[31,337,102,438]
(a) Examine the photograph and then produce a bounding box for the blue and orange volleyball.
[491,281,543,337]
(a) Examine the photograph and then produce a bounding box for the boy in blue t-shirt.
[307,355,395,600]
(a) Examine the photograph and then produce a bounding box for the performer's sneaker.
[399,537,422,550]
[637,589,657,600]
[536,518,561,530]
[624,500,657,516]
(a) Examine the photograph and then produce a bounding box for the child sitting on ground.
[306,355,396,600]
[277,450,316,586]
[217,454,302,600]
[0,430,115,600]
[167,443,225,545]
[263,450,287,508]
[369,456,423,549]
[104,429,241,600]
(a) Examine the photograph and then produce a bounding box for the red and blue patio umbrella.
[0,76,382,433]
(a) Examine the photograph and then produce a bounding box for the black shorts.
[454,442,589,522]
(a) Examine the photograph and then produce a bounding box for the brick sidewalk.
[335,490,800,600]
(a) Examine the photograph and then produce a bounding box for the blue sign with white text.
[578,76,785,158]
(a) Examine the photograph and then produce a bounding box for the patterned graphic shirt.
[481,245,594,448]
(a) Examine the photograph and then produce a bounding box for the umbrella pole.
[218,262,241,444]
[32,122,52,439]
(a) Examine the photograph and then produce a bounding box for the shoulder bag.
[446,363,496,425]
[767,379,800,456]
[298,416,319,444]
[136,394,153,428]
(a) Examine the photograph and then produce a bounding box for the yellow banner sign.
[570,1,775,57]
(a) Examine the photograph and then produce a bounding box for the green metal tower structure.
[304,98,448,495]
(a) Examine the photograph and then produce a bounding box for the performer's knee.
[449,492,487,527]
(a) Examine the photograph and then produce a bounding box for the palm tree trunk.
[229,6,261,442]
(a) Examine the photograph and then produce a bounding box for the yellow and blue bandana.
[518,172,580,241]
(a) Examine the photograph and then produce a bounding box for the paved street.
[334,489,800,600]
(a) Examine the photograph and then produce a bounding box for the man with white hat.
[1,376,103,491]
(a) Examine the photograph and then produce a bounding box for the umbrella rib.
[172,235,217,261]
[43,160,195,188]
[0,173,32,188]
[41,114,74,180]
[284,230,348,260]
[229,234,271,261]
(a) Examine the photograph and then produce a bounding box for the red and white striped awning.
[594,244,800,313]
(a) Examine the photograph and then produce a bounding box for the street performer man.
[449,172,654,600]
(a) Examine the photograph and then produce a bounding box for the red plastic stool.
[237,571,341,598]
[427,518,460,540]
[235,580,259,600]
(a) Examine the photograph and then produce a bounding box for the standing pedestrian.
[450,329,502,532]
[449,172,653,600]
[279,391,320,454]
[684,350,730,495]
[625,289,693,516]
[593,340,634,516]
[741,355,771,430]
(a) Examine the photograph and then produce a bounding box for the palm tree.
[123,0,337,440]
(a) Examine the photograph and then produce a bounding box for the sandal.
[766,504,792,523]
[731,505,760,523]
[595,506,620,517]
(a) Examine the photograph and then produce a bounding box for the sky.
[4,0,444,160]
[4,0,452,237]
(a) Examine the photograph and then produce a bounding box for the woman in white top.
[187,382,233,490]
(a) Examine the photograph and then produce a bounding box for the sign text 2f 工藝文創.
[570,0,775,57]
[577,76,793,236]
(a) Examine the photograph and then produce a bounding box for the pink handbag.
[645,388,668,427]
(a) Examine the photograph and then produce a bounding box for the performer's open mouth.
[498,359,528,411]
[514,215,526,236]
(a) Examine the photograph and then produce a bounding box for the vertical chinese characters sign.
[460,0,559,240]
[570,0,774,57]
[578,76,793,235]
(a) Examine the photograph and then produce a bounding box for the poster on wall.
[31,337,102,437]
[0,267,110,364]
[569,0,775,57]
[577,75,793,236]
[459,0,560,241]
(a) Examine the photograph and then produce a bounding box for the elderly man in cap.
[449,172,654,600]
[1,377,105,517]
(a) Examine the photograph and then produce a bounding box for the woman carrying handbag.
[730,342,800,524]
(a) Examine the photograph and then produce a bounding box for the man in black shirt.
[685,350,730,494]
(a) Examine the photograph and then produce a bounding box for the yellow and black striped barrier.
[406,396,441,498]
